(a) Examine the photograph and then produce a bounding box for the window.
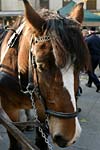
[40,0,49,9]
[86,0,96,10]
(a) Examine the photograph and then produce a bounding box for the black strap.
[45,108,81,119]
[0,64,16,73]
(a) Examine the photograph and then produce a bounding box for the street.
[0,68,100,150]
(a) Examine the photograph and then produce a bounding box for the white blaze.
[61,65,81,145]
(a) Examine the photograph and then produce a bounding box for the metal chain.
[26,86,53,150]
[38,126,53,150]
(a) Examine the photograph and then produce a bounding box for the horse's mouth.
[53,135,68,148]
[53,134,76,148]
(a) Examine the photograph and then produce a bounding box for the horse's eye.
[37,63,48,72]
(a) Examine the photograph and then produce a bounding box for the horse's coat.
[0,1,91,149]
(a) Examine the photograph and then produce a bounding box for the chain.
[26,86,53,150]
[39,126,53,150]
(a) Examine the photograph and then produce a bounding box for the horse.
[0,0,90,149]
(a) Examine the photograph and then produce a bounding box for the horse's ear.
[69,2,84,24]
[23,0,46,33]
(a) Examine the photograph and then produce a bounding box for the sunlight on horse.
[0,0,90,149]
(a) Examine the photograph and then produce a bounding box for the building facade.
[0,0,40,11]
[74,0,100,13]
[0,0,100,12]
[0,0,100,26]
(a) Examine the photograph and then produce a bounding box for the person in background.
[85,27,100,92]
[76,28,89,97]
[82,28,89,38]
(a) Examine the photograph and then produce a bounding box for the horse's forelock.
[46,17,89,71]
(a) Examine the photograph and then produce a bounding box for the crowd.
[82,27,100,93]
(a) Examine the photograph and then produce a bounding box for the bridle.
[0,24,81,119]
[26,34,81,119]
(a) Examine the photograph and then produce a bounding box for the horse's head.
[19,0,90,147]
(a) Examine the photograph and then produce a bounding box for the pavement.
[0,68,100,150]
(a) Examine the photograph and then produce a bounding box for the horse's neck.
[0,25,24,77]
[0,23,32,80]
[1,23,24,63]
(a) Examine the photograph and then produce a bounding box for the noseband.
[26,35,81,119]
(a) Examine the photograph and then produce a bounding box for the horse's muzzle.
[53,134,69,148]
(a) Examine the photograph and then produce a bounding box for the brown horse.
[0,0,90,150]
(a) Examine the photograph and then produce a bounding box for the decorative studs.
[34,35,51,43]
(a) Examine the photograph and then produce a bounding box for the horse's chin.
[50,129,73,148]
[53,137,75,148]
[53,136,68,148]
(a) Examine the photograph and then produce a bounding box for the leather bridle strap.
[27,35,81,119]
[28,36,34,84]
[45,108,81,119]
[26,36,47,108]
[0,64,16,73]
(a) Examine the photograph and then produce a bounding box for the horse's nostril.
[73,141,76,144]
[53,134,68,148]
